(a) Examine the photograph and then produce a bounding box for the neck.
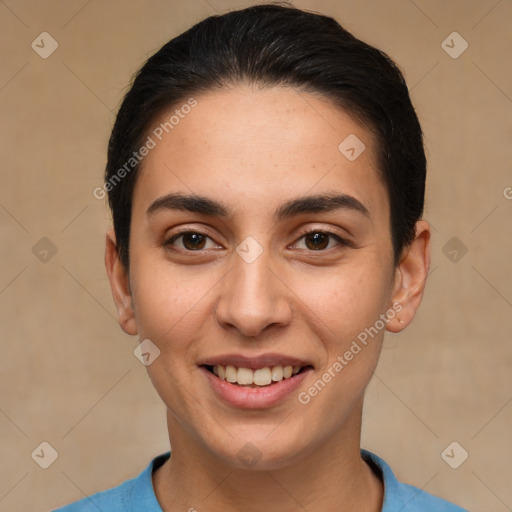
[153,400,383,512]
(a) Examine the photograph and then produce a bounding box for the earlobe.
[105,229,138,336]
[386,220,431,333]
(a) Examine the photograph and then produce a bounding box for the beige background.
[0,0,511,510]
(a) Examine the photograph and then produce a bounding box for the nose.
[214,247,293,339]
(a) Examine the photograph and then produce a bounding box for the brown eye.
[182,233,206,250]
[167,231,214,251]
[295,230,348,251]
[305,232,330,250]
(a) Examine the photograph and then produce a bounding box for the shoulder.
[361,449,468,512]
[51,452,170,512]
[51,479,133,512]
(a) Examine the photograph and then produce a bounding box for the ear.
[105,229,138,336]
[386,220,431,333]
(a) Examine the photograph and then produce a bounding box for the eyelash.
[165,228,350,253]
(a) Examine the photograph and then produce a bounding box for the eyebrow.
[146,192,370,220]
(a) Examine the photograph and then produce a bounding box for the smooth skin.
[105,85,430,512]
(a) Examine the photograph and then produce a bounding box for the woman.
[55,4,467,511]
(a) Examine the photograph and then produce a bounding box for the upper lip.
[198,353,313,370]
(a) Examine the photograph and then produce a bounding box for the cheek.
[128,262,212,413]
[295,267,390,428]
[294,259,392,344]
[129,259,216,347]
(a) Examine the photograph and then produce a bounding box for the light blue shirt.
[53,449,468,511]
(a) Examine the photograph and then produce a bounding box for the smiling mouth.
[203,364,312,388]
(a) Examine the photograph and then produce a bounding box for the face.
[106,85,430,470]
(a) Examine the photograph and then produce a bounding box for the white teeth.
[271,365,283,382]
[225,365,237,383]
[237,367,253,385]
[253,367,272,386]
[212,364,303,386]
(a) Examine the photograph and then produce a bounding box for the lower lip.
[201,367,312,409]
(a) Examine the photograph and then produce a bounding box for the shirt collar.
[136,449,443,512]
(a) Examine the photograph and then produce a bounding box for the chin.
[201,423,318,471]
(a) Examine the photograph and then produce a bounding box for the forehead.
[133,85,388,225]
